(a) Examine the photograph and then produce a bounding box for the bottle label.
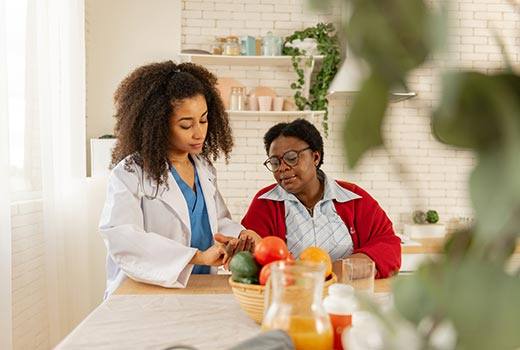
[328,313,352,350]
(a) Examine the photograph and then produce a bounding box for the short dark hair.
[263,119,324,169]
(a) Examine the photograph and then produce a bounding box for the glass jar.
[223,36,241,56]
[211,37,225,55]
[262,260,333,350]
[262,31,282,56]
[229,87,245,111]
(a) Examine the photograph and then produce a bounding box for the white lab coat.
[99,154,243,297]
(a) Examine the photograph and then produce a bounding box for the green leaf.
[347,0,431,84]
[306,0,334,12]
[393,270,438,325]
[440,259,520,350]
[469,149,520,240]
[433,72,520,241]
[394,258,520,349]
[432,72,504,149]
[344,74,389,168]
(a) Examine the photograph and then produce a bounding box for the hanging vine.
[283,23,340,135]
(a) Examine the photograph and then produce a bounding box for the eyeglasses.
[263,147,311,172]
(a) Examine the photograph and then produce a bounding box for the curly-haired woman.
[99,61,256,297]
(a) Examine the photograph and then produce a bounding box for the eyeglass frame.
[263,147,312,172]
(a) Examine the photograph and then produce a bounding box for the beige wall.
[85,0,182,173]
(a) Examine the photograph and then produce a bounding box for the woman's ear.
[313,151,320,167]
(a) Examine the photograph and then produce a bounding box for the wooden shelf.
[178,53,324,66]
[225,110,325,118]
[390,92,417,103]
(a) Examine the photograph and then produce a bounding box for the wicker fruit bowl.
[229,272,337,324]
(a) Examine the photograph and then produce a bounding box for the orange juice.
[288,315,333,350]
[329,313,352,350]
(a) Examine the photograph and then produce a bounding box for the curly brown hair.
[111,61,233,187]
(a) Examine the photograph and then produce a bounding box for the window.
[5,0,37,198]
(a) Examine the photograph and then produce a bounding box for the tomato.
[258,262,273,285]
[259,259,294,285]
[299,246,333,277]
[254,236,290,266]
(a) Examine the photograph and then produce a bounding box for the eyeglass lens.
[265,148,309,171]
[269,151,297,169]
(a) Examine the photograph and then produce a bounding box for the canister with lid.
[223,36,241,56]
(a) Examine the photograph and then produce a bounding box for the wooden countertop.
[112,238,472,295]
[115,275,233,295]
[401,237,446,254]
[115,274,393,295]
[401,237,520,254]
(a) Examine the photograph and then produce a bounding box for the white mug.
[273,97,284,111]
[258,96,272,111]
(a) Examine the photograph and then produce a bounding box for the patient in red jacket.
[241,119,401,278]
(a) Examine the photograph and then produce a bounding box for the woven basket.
[229,272,337,324]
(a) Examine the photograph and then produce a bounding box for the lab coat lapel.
[192,156,218,234]
[142,167,191,232]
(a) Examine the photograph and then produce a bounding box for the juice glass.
[262,260,332,350]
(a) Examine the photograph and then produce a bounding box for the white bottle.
[323,283,357,350]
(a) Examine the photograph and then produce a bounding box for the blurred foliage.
[308,0,520,348]
[343,74,389,167]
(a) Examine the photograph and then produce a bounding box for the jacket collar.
[258,172,361,203]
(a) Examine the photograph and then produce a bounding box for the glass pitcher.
[262,260,333,350]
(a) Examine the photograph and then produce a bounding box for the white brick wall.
[10,200,49,350]
[182,0,520,234]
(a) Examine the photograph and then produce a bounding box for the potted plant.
[404,210,445,239]
[305,0,520,349]
[283,23,341,136]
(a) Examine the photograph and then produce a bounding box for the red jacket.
[241,181,401,278]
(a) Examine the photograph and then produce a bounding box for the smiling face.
[268,136,321,195]
[168,94,208,157]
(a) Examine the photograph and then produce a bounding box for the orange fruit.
[299,246,333,277]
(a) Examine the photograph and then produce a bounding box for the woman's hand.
[214,233,249,268]
[190,244,226,266]
[213,231,261,269]
[239,229,262,248]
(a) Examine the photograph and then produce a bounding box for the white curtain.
[0,0,13,348]
[28,0,106,346]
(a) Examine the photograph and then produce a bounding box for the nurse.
[99,61,256,297]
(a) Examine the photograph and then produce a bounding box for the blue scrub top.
[170,161,213,274]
